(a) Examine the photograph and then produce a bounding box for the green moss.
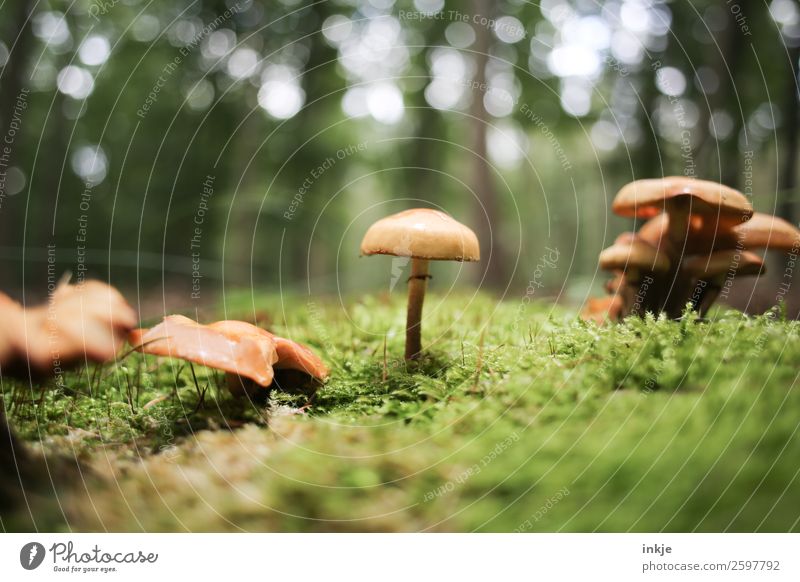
[4,295,800,531]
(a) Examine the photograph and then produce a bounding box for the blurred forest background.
[0,0,798,312]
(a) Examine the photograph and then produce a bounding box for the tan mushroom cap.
[599,238,670,273]
[20,281,138,369]
[639,211,800,254]
[612,177,753,220]
[682,250,765,279]
[129,315,280,387]
[360,208,480,261]
[129,316,329,387]
[732,213,800,251]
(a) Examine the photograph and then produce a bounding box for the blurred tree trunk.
[778,44,800,223]
[636,75,662,180]
[470,0,506,289]
[717,4,750,188]
[0,0,34,289]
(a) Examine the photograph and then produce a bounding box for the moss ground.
[3,294,800,531]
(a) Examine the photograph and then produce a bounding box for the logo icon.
[389,233,413,292]
[20,542,46,570]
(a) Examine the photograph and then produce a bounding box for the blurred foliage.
[0,0,798,300]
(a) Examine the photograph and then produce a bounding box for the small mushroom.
[581,295,623,324]
[681,251,765,315]
[129,315,328,397]
[360,208,480,360]
[598,237,670,317]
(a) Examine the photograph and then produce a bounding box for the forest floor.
[3,293,800,532]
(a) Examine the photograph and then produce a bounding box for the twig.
[382,334,388,382]
[473,327,486,390]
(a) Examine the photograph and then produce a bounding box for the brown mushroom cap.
[638,213,741,255]
[639,211,800,255]
[599,238,671,273]
[19,281,138,370]
[360,208,480,261]
[129,316,329,387]
[612,177,753,220]
[682,250,765,279]
[129,316,279,387]
[732,213,800,252]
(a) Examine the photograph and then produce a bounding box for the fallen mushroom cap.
[599,238,670,273]
[612,177,753,220]
[129,316,329,388]
[208,320,328,379]
[360,208,480,261]
[130,315,278,386]
[682,250,765,279]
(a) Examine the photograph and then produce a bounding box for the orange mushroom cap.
[599,238,671,274]
[129,316,278,387]
[639,211,800,255]
[129,316,329,388]
[612,177,753,220]
[732,213,800,252]
[8,281,137,372]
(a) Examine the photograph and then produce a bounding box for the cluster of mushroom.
[585,177,800,322]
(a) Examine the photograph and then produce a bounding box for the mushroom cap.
[732,212,800,252]
[612,177,753,220]
[638,213,742,255]
[129,316,329,387]
[639,211,800,255]
[129,315,279,387]
[599,238,670,273]
[682,250,765,279]
[19,280,138,370]
[360,208,480,261]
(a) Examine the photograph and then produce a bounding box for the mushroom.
[129,315,328,397]
[360,208,480,360]
[598,236,670,317]
[681,251,765,315]
[581,295,623,324]
[0,280,137,505]
[612,177,753,257]
[0,280,137,376]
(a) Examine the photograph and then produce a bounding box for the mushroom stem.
[665,198,690,254]
[689,279,722,317]
[405,258,430,360]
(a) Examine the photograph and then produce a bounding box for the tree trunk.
[470,0,505,289]
[0,0,34,290]
[778,44,800,223]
